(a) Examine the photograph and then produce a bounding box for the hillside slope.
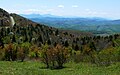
[0,8,93,49]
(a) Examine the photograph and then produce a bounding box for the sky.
[0,0,120,19]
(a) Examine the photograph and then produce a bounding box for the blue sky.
[0,0,120,19]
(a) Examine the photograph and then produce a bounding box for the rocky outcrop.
[0,8,11,26]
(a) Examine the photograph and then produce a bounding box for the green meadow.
[0,61,120,75]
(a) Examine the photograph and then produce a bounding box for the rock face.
[0,8,11,26]
[10,16,15,26]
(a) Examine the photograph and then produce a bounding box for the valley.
[22,14,120,35]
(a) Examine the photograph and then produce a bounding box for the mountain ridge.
[23,14,120,35]
[20,13,116,20]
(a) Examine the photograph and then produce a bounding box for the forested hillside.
[0,8,120,70]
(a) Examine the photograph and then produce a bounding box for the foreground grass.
[0,61,120,75]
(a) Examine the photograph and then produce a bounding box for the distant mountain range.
[20,14,62,18]
[20,14,120,35]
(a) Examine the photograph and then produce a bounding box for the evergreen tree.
[64,40,69,47]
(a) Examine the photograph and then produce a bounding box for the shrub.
[17,42,31,62]
[0,46,5,60]
[40,44,49,68]
[97,47,120,66]
[17,46,26,62]
[40,44,70,69]
[73,44,98,64]
[53,44,70,68]
[2,42,31,62]
[4,43,15,61]
[29,45,40,59]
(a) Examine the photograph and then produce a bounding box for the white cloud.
[85,9,90,11]
[40,5,47,8]
[7,9,21,14]
[46,9,54,12]
[23,9,41,14]
[26,9,56,14]
[84,9,108,16]
[72,5,78,8]
[26,9,40,12]
[58,5,64,8]
[8,9,55,14]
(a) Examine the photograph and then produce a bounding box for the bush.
[1,42,31,61]
[17,46,26,62]
[74,44,98,64]
[97,47,120,66]
[4,43,17,61]
[0,46,5,60]
[29,45,40,59]
[17,42,31,62]
[53,44,70,68]
[40,44,70,69]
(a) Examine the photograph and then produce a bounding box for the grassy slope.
[0,61,120,75]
